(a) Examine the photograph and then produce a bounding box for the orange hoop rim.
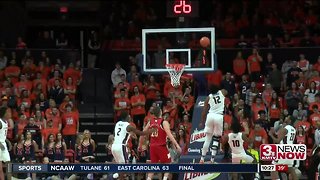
[165,63,185,71]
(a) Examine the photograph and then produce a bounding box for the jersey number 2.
[232,140,240,147]
[117,128,121,136]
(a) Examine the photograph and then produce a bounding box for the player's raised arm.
[268,127,287,143]
[126,125,155,136]
[200,97,209,127]
[163,120,181,153]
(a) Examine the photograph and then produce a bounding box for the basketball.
[200,36,210,48]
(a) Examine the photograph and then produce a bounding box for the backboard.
[142,27,216,73]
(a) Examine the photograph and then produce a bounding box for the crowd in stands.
[109,46,320,178]
[0,49,93,179]
[102,0,320,43]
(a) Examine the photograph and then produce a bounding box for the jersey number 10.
[232,140,240,147]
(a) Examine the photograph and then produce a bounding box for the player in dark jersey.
[144,106,181,180]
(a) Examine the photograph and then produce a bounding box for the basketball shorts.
[112,144,128,163]
[0,142,10,162]
[231,152,254,163]
[204,113,224,136]
[150,145,171,163]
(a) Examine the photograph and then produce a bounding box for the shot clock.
[166,0,199,17]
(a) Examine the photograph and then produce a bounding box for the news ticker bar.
[10,164,259,173]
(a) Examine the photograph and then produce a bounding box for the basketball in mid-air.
[200,36,210,48]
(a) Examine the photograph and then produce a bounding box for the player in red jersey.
[144,106,181,180]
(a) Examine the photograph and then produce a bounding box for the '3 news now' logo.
[260,144,307,161]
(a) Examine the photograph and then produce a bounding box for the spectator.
[63,62,82,86]
[285,82,303,114]
[153,45,165,68]
[268,63,282,93]
[178,114,192,136]
[36,93,49,112]
[269,92,283,125]
[0,51,7,70]
[42,119,59,144]
[247,48,263,82]
[44,134,55,162]
[262,83,275,107]
[130,86,146,130]
[281,59,294,90]
[54,133,67,162]
[313,56,320,72]
[4,59,20,84]
[114,89,130,120]
[264,34,279,48]
[16,37,27,49]
[292,102,308,122]
[250,34,262,48]
[300,31,316,47]
[232,51,246,79]
[35,31,55,48]
[249,122,268,150]
[163,98,177,130]
[280,33,294,47]
[178,95,194,117]
[64,77,76,100]
[310,105,320,128]
[87,31,101,68]
[245,82,259,107]
[127,65,139,83]
[48,79,65,105]
[62,103,79,149]
[130,74,143,93]
[238,75,250,100]
[35,61,51,80]
[264,53,274,76]
[111,62,126,88]
[286,61,302,88]
[23,117,42,148]
[294,118,311,136]
[114,82,129,99]
[235,34,249,48]
[16,114,28,136]
[314,121,320,149]
[309,71,320,90]
[251,96,266,123]
[14,74,32,97]
[296,126,306,144]
[177,128,188,155]
[309,94,320,112]
[48,70,63,90]
[144,75,160,109]
[34,110,46,129]
[297,54,310,72]
[17,90,31,110]
[220,72,236,98]
[56,32,68,49]
[305,81,319,104]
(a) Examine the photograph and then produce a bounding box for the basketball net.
[165,64,185,87]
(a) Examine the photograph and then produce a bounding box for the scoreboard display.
[166,0,199,17]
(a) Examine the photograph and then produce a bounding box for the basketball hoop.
[165,64,185,87]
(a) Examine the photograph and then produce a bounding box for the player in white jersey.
[225,118,259,180]
[199,85,227,163]
[0,107,11,180]
[269,115,298,180]
[112,111,154,179]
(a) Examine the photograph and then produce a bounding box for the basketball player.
[144,106,181,180]
[112,111,155,179]
[268,116,298,180]
[199,85,227,163]
[0,107,10,180]
[225,118,260,180]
